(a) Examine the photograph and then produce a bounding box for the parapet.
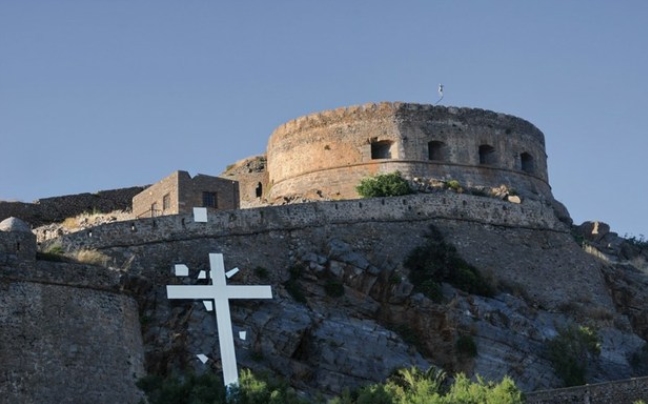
[265,102,551,203]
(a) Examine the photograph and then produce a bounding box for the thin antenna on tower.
[435,84,444,105]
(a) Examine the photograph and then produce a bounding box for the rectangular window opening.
[202,192,218,208]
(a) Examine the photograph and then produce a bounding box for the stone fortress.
[1,102,647,403]
[226,102,553,209]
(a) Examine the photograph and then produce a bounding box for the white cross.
[166,253,272,387]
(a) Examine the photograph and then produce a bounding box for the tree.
[547,325,601,386]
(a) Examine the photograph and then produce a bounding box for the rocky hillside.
[93,206,648,396]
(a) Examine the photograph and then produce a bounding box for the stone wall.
[37,190,624,395]
[0,262,145,404]
[220,155,269,207]
[33,191,633,396]
[132,171,240,218]
[266,102,551,203]
[179,173,240,213]
[0,186,146,227]
[44,192,565,255]
[526,376,648,403]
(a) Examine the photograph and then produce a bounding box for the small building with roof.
[0,217,36,264]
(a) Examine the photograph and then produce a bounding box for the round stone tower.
[265,102,551,202]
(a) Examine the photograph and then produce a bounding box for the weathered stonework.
[37,191,646,395]
[0,262,145,404]
[3,102,646,401]
[262,102,551,203]
[0,186,146,227]
[0,217,36,265]
[132,170,240,218]
[221,155,269,208]
[526,376,648,403]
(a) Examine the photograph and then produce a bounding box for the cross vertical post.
[166,253,272,387]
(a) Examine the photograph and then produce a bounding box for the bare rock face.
[578,221,612,242]
[128,220,648,396]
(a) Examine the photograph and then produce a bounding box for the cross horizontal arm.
[167,285,273,300]
[225,285,273,299]
[167,285,216,300]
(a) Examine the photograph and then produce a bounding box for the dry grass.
[630,256,648,274]
[73,249,110,266]
[59,210,133,231]
[61,216,79,229]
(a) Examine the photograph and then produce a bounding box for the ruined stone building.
[132,170,240,218]
[225,102,551,206]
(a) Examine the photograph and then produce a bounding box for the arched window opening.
[428,141,445,161]
[255,182,263,198]
[371,140,394,159]
[521,152,534,173]
[479,144,496,165]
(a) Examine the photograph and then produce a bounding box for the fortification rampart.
[43,192,565,255]
[0,186,146,226]
[0,262,145,403]
[266,102,550,203]
[526,375,648,403]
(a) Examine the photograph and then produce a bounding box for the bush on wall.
[356,172,412,198]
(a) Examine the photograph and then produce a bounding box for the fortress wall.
[0,263,145,404]
[44,192,565,256]
[270,160,553,202]
[0,186,146,226]
[526,376,648,404]
[395,110,549,181]
[267,105,401,185]
[265,102,550,203]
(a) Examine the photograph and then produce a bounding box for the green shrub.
[456,335,478,358]
[138,370,308,404]
[324,280,345,297]
[625,233,648,249]
[284,264,307,303]
[443,373,523,404]
[389,323,424,353]
[285,280,307,303]
[36,252,69,262]
[404,225,494,301]
[446,180,461,191]
[254,266,269,279]
[36,244,68,262]
[630,343,648,376]
[547,325,601,387]
[46,244,65,255]
[356,172,412,198]
[331,367,523,404]
[137,372,227,404]
[139,368,523,404]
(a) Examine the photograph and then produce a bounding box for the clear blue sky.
[1,1,646,237]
